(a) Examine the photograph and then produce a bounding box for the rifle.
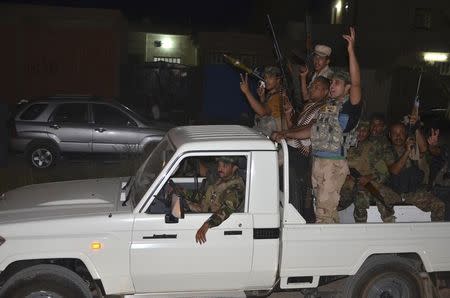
[349,168,389,209]
[404,73,422,161]
[266,15,294,128]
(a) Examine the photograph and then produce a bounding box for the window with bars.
[153,57,181,64]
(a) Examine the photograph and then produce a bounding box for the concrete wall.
[145,33,197,66]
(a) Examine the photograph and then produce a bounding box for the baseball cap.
[314,45,332,57]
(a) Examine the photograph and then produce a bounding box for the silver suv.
[10,96,170,169]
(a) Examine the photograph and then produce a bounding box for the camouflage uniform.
[310,95,361,224]
[340,136,397,222]
[186,172,245,228]
[369,135,391,153]
[383,146,445,221]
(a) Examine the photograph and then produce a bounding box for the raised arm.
[409,115,427,155]
[343,27,361,105]
[427,128,441,156]
[299,66,310,102]
[240,73,270,116]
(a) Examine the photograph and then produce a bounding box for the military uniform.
[369,135,391,154]
[311,96,361,223]
[383,146,445,221]
[340,136,397,222]
[186,172,245,227]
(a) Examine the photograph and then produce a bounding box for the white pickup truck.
[0,125,449,298]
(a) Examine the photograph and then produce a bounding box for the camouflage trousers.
[340,180,445,222]
[312,158,349,224]
[340,179,396,223]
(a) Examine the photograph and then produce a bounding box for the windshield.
[129,137,175,207]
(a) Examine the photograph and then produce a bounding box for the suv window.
[19,104,48,120]
[93,104,136,127]
[52,103,88,123]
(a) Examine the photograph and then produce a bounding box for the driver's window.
[147,155,248,216]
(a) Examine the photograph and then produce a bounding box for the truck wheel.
[27,142,59,169]
[0,264,93,298]
[344,256,423,298]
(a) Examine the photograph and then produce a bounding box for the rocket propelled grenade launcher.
[223,54,264,81]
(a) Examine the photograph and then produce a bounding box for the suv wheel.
[27,142,59,169]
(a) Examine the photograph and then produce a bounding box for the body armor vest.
[311,98,358,157]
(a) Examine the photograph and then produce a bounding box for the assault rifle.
[405,73,422,161]
[266,14,293,108]
[266,15,296,130]
[349,168,389,209]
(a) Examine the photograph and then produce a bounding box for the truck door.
[130,154,253,293]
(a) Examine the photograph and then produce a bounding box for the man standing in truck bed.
[271,76,330,222]
[240,67,285,135]
[309,27,362,224]
[271,28,362,223]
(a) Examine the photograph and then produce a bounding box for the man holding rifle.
[339,121,398,223]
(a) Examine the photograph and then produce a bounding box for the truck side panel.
[279,222,450,288]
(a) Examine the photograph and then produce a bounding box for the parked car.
[10,95,170,169]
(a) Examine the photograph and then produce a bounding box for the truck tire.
[27,142,59,169]
[0,264,93,298]
[344,255,424,298]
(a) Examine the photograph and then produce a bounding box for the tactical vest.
[202,175,244,213]
[311,98,358,157]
